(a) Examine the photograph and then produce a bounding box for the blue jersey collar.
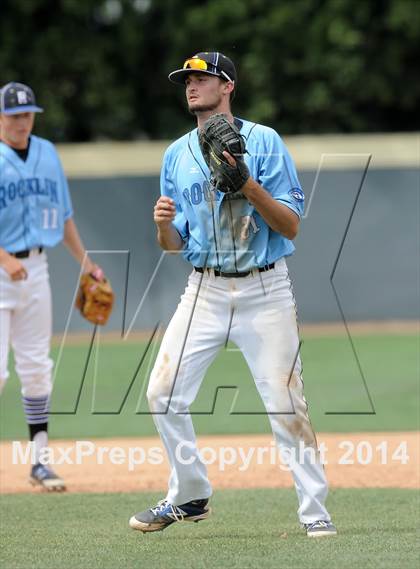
[0,135,40,176]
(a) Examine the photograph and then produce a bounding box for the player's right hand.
[154,196,176,226]
[1,254,28,281]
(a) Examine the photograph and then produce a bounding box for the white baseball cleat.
[304,520,337,537]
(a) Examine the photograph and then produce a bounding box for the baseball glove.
[75,271,114,326]
[198,113,250,194]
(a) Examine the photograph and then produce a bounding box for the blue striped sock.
[22,395,50,425]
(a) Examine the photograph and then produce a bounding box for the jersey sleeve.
[160,149,189,240]
[257,128,305,219]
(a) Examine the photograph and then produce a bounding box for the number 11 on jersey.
[42,208,58,230]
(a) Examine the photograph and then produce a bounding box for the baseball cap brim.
[2,105,44,115]
[168,68,232,85]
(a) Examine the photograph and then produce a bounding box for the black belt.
[11,247,43,259]
[194,262,275,278]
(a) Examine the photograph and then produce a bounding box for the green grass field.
[0,489,418,569]
[1,332,418,569]
[0,333,418,440]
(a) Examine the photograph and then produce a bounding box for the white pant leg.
[147,271,230,505]
[0,309,11,395]
[230,260,331,524]
[10,253,53,399]
[0,262,21,395]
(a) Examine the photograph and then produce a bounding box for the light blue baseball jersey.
[0,135,73,253]
[161,118,304,272]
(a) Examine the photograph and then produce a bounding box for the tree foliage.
[1,0,418,141]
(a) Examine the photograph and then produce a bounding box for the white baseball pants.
[147,258,331,524]
[0,251,53,399]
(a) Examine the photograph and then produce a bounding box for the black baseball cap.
[0,82,43,115]
[168,52,237,85]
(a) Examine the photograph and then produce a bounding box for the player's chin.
[14,134,30,146]
[188,102,216,114]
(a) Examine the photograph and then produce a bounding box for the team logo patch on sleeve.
[289,188,304,201]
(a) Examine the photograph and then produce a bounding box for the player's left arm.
[63,218,98,274]
[223,152,299,240]
[223,129,304,239]
[239,172,299,239]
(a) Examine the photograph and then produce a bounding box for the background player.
[129,52,337,537]
[0,82,99,490]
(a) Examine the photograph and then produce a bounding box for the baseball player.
[0,82,99,490]
[129,53,337,537]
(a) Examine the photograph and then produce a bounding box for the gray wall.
[47,167,419,332]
